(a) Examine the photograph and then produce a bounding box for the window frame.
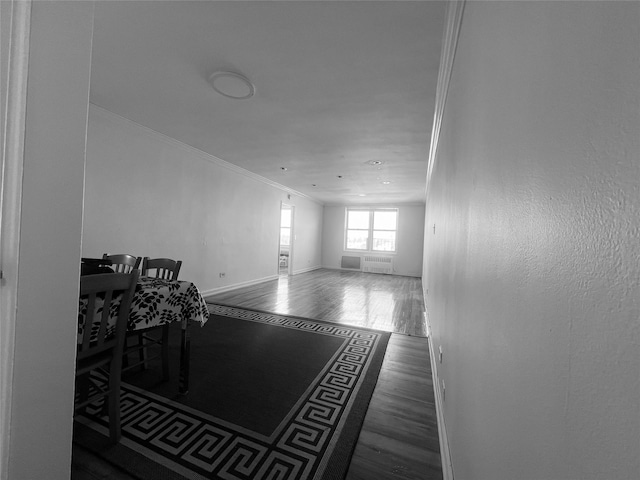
[280,207,292,247]
[344,208,398,253]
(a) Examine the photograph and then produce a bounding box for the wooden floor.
[211,269,428,336]
[72,268,441,479]
[346,334,441,480]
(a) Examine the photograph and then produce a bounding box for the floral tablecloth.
[78,276,209,344]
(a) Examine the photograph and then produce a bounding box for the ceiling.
[90,1,446,205]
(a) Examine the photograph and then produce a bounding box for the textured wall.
[424,2,639,479]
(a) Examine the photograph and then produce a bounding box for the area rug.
[74,304,390,480]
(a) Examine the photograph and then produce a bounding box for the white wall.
[0,2,8,147]
[6,2,94,478]
[83,106,324,294]
[323,204,425,277]
[424,2,639,479]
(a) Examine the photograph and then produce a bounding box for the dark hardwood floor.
[72,268,441,479]
[346,334,441,480]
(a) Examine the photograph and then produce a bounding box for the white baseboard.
[425,308,454,480]
[292,265,322,275]
[201,266,323,297]
[200,274,278,297]
[321,265,421,278]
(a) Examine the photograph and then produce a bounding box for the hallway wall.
[423,2,639,479]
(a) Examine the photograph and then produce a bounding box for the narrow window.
[280,208,291,246]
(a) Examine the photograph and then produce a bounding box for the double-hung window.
[345,208,398,252]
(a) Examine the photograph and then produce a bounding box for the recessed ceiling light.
[367,160,384,166]
[358,194,366,197]
[208,71,255,99]
[381,181,391,185]
[280,167,288,171]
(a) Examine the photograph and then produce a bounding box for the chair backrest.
[102,253,141,273]
[77,271,139,360]
[141,257,182,281]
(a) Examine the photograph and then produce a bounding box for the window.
[280,207,291,246]
[345,208,398,252]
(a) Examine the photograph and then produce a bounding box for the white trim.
[89,105,321,205]
[425,303,454,480]
[425,0,466,200]
[321,265,421,278]
[200,274,279,297]
[0,1,31,478]
[291,265,322,276]
[202,266,323,298]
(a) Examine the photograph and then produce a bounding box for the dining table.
[78,273,209,394]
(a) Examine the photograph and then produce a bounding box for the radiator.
[362,255,393,274]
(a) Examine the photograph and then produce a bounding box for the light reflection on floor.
[207,269,427,336]
[338,287,396,331]
[275,276,290,314]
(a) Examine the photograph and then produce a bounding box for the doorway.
[278,204,293,275]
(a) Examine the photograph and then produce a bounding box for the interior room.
[1,1,638,480]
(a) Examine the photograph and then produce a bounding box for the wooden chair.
[75,271,139,444]
[102,253,141,273]
[125,257,182,381]
[141,257,182,280]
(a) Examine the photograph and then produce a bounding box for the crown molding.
[425,0,466,201]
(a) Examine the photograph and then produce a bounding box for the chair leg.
[138,332,147,371]
[107,363,122,444]
[75,372,91,415]
[161,325,170,382]
[122,336,131,369]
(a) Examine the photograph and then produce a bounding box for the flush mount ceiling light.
[381,181,391,185]
[208,71,255,99]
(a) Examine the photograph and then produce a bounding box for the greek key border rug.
[75,304,390,480]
